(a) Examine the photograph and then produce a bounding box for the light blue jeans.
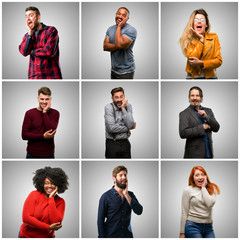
[185,220,215,238]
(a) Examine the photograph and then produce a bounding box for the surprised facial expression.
[193,13,207,35]
[193,169,206,188]
[115,8,129,25]
[25,10,40,30]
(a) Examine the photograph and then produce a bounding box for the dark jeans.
[185,220,215,238]
[105,139,131,158]
[111,71,134,79]
[26,152,55,159]
[186,76,218,80]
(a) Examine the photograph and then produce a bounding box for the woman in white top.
[179,166,220,238]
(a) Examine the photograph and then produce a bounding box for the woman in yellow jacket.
[180,9,222,79]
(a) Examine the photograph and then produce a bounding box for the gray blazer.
[179,105,220,158]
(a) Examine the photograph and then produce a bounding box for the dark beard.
[116,179,126,189]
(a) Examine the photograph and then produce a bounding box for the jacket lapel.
[187,105,201,124]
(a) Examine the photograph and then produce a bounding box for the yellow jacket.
[186,33,222,79]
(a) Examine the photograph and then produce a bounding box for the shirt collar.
[40,23,48,30]
[190,104,203,112]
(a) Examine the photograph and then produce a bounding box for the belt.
[106,138,128,142]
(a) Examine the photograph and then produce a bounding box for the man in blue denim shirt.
[97,165,143,238]
[103,7,137,79]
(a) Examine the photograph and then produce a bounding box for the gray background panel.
[2,82,79,158]
[161,2,238,79]
[161,161,238,238]
[2,161,79,238]
[82,2,159,79]
[82,161,159,238]
[82,81,159,158]
[2,2,79,79]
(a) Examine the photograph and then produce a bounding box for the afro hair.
[33,167,69,194]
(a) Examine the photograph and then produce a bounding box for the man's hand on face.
[26,21,34,36]
[118,17,128,29]
[43,129,56,139]
[122,181,128,196]
[43,99,52,113]
[121,98,128,111]
[198,109,207,119]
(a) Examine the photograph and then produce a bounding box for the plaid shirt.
[19,23,62,79]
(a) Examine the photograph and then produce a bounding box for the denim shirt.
[97,186,143,238]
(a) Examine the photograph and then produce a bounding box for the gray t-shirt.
[106,23,137,74]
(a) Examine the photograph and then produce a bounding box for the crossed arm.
[22,192,65,231]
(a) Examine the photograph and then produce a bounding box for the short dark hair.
[189,86,203,98]
[111,87,124,97]
[112,165,128,178]
[117,7,130,16]
[38,87,51,96]
[33,167,69,194]
[25,6,40,17]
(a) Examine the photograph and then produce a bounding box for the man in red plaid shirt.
[19,6,62,79]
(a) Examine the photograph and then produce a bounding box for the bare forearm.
[115,26,128,49]
[103,42,117,52]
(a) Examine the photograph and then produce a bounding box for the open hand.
[190,27,204,42]
[43,129,56,139]
[123,181,128,196]
[49,222,62,231]
[121,99,128,110]
[43,99,52,113]
[49,186,58,198]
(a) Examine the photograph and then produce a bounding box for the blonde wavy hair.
[179,9,210,57]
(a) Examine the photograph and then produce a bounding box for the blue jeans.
[185,220,215,238]
[26,152,55,159]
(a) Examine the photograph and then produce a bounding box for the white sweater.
[180,186,217,233]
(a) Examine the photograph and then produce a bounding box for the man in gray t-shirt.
[103,7,137,79]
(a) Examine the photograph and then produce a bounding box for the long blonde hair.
[179,9,211,57]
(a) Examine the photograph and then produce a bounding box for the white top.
[180,186,217,233]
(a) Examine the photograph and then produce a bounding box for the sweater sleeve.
[22,192,50,231]
[129,192,143,215]
[201,187,216,208]
[22,111,44,140]
[48,197,65,223]
[180,188,190,234]
[43,110,60,130]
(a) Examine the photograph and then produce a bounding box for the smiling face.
[113,170,128,189]
[25,10,40,30]
[115,8,129,25]
[189,89,202,109]
[44,178,56,196]
[38,93,51,111]
[193,13,207,35]
[193,169,206,188]
[112,91,125,108]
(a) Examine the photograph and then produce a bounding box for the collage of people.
[0,0,239,239]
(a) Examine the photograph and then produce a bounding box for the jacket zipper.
[203,44,213,59]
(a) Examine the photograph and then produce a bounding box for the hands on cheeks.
[43,99,52,113]
[121,98,128,111]
[118,17,129,29]
[49,186,58,199]
[122,181,128,197]
[202,176,208,188]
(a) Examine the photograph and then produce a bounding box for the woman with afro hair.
[19,167,69,238]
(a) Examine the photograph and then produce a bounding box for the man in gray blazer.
[179,86,220,158]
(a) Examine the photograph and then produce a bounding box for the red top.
[22,108,60,157]
[20,190,65,238]
[19,23,62,79]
